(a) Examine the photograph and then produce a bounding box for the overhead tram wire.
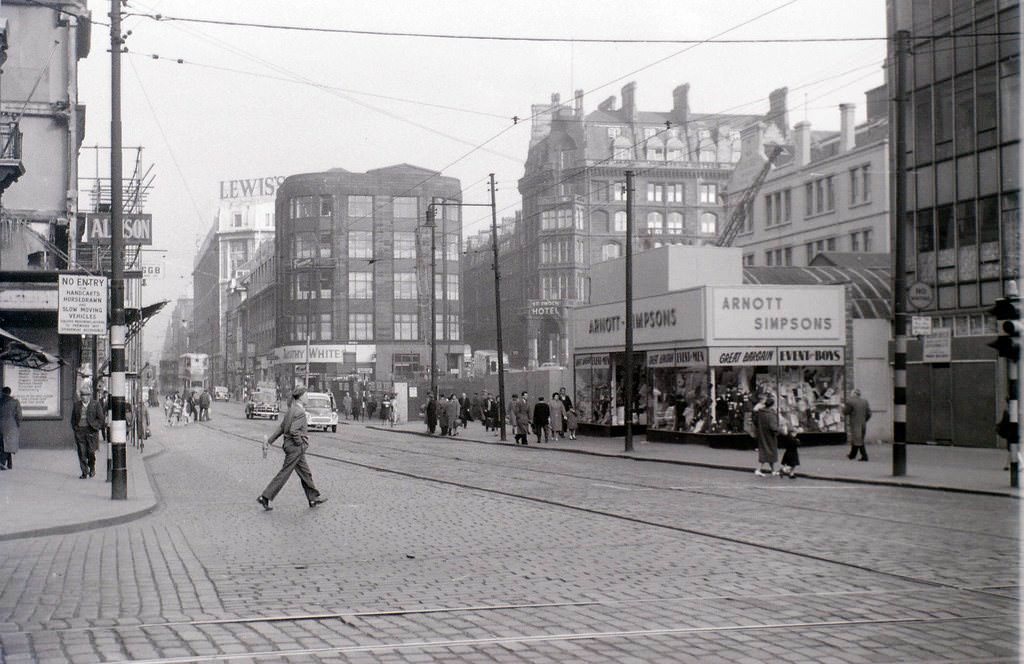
[461,59,888,236]
[127,0,808,233]
[129,11,1020,45]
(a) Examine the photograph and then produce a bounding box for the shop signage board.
[220,175,286,200]
[574,288,704,349]
[0,364,60,419]
[707,286,845,344]
[911,315,933,336]
[777,347,844,365]
[80,213,153,245]
[58,274,108,335]
[922,328,952,363]
[710,347,778,366]
[271,344,375,365]
[0,288,58,311]
[527,300,560,318]
[647,349,707,368]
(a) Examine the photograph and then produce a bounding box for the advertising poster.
[1,364,61,419]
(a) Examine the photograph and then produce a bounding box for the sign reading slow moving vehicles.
[58,274,108,335]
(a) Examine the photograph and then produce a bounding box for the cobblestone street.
[0,403,1018,662]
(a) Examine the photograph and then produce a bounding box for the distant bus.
[178,353,210,394]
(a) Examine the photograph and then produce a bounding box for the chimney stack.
[768,87,789,138]
[671,83,690,125]
[621,82,637,122]
[551,92,561,106]
[574,89,584,114]
[793,121,811,167]
[839,103,856,152]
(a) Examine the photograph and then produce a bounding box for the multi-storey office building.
[467,82,767,368]
[726,85,891,267]
[273,165,462,395]
[888,0,1019,447]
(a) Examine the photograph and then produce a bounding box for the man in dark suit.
[532,396,550,445]
[258,386,327,510]
[71,386,104,478]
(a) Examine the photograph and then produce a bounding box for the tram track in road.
[198,419,1017,601]
[202,414,1018,543]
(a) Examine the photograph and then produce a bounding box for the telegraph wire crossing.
[128,11,1020,44]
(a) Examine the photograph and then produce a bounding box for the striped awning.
[742,266,892,320]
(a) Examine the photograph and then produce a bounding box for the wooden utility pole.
[624,171,635,452]
[489,174,507,441]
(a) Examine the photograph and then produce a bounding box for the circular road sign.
[907,281,934,310]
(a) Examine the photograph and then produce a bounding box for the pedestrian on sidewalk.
[438,395,450,435]
[459,392,471,429]
[844,388,871,461]
[511,392,530,445]
[0,386,22,470]
[753,396,779,476]
[779,422,800,479]
[342,392,352,420]
[566,407,578,440]
[258,386,327,511]
[446,394,460,436]
[548,392,565,440]
[558,388,573,437]
[71,386,104,478]
[997,398,1018,471]
[199,389,211,421]
[424,395,437,434]
[532,396,550,445]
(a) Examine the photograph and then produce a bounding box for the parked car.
[245,388,279,420]
[305,392,338,432]
[213,385,229,401]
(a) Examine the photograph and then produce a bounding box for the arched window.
[591,210,609,233]
[665,137,685,161]
[645,139,664,161]
[700,212,718,234]
[667,212,684,234]
[601,241,622,262]
[613,210,627,232]
[646,211,664,234]
[612,135,632,160]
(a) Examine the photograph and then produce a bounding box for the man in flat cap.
[257,385,327,510]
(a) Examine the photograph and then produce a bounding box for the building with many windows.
[725,85,891,267]
[464,82,767,368]
[273,165,462,397]
[887,0,1019,447]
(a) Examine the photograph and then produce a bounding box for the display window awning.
[0,326,62,370]
[126,300,169,343]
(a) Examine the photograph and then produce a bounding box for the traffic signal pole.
[989,284,1021,488]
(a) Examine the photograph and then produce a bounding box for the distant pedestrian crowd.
[421,388,578,444]
[163,388,211,426]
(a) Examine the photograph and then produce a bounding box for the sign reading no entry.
[58,274,108,335]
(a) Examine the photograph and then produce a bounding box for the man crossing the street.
[258,386,327,511]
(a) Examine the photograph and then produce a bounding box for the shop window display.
[612,352,647,425]
[710,365,776,434]
[776,365,844,433]
[648,350,710,433]
[574,354,612,425]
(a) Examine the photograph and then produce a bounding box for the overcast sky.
[74,0,888,352]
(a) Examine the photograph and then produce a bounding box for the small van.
[305,392,339,432]
[214,386,230,401]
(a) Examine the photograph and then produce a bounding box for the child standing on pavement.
[566,407,578,440]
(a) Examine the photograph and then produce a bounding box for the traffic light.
[988,296,1021,360]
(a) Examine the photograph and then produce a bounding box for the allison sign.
[80,213,153,245]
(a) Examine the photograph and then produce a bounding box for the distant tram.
[178,353,210,394]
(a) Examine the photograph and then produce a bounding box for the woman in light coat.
[548,393,565,440]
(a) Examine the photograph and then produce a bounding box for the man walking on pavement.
[511,392,530,445]
[257,385,327,511]
[71,386,104,478]
[532,395,550,445]
[0,386,22,470]
[844,388,872,461]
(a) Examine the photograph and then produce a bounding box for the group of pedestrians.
[339,391,392,422]
[163,389,212,426]
[510,388,578,446]
[752,387,872,479]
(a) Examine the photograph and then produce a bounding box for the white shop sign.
[271,344,376,364]
[574,289,703,349]
[707,286,844,344]
[58,275,108,335]
[647,349,707,368]
[710,347,777,366]
[922,328,952,363]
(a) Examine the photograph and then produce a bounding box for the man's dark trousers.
[74,428,97,476]
[261,439,321,503]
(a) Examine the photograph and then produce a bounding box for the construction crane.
[714,144,785,247]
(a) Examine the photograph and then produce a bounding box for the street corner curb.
[0,447,161,542]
